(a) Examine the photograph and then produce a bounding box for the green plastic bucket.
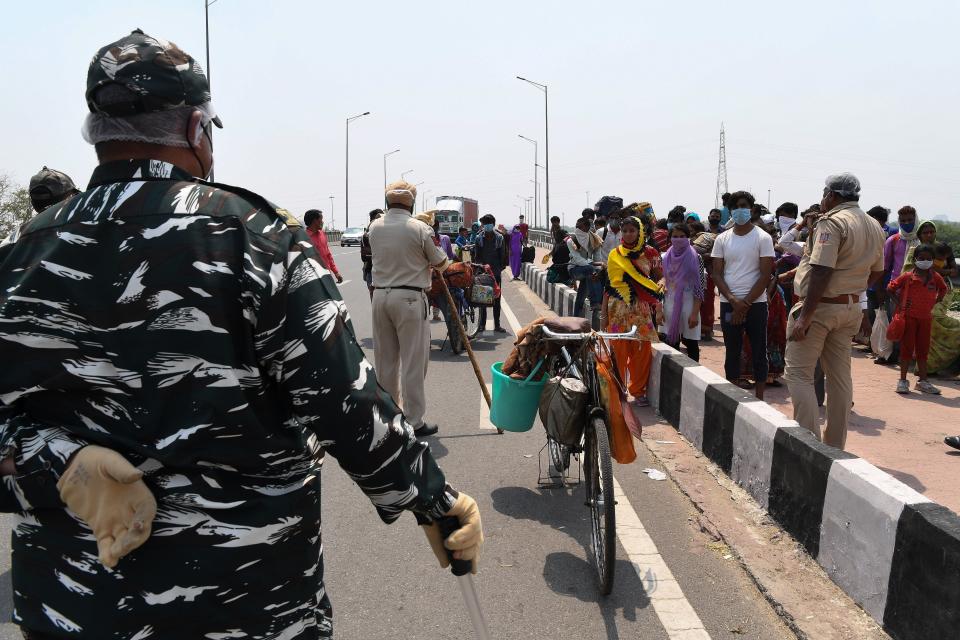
[490,359,547,432]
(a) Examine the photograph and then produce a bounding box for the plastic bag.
[871,313,893,360]
[538,376,588,447]
[927,289,960,373]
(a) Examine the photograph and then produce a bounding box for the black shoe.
[946,436,960,451]
[494,326,509,334]
[415,423,439,437]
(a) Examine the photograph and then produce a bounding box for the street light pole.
[383,149,400,187]
[204,0,219,180]
[401,170,414,182]
[414,182,425,212]
[345,111,370,229]
[518,134,538,228]
[517,76,549,226]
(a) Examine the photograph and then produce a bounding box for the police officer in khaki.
[784,173,886,449]
[369,181,449,436]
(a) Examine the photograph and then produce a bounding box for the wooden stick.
[438,272,497,422]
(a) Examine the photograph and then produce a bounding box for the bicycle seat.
[543,316,591,334]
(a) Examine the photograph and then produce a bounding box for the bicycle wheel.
[463,303,481,338]
[584,416,616,595]
[547,438,570,473]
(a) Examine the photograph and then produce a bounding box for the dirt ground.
[696,336,959,513]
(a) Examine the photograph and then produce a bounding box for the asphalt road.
[0,244,796,639]
[319,246,792,639]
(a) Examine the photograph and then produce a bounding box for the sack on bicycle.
[538,376,588,447]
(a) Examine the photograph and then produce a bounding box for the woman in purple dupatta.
[659,223,704,361]
[508,224,523,280]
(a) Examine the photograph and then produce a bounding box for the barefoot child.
[887,243,947,394]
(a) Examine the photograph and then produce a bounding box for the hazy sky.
[2,1,958,228]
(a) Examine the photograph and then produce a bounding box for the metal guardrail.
[528,229,553,249]
[324,230,343,242]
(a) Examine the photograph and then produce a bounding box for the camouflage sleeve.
[0,410,86,512]
[251,229,455,524]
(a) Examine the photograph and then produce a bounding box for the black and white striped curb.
[521,262,959,640]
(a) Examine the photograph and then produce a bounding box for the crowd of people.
[545,175,959,451]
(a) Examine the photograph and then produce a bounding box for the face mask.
[915,259,934,270]
[778,217,795,234]
[900,222,915,233]
[483,223,495,232]
[671,237,690,252]
[708,217,720,226]
[731,208,752,226]
[666,222,675,231]
[609,222,620,232]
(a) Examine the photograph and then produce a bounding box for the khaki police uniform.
[784,202,885,448]
[368,207,449,428]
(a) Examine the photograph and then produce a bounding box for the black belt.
[374,285,425,293]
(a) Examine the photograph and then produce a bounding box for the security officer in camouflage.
[27,167,80,213]
[0,29,482,639]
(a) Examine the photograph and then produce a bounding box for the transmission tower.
[714,123,728,209]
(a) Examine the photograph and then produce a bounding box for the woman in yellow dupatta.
[605,216,664,407]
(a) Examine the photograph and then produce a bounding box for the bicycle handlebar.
[540,325,638,341]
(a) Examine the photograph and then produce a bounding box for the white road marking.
[334,249,360,255]
[499,291,522,335]
[478,384,496,429]
[613,477,711,639]
[337,280,352,286]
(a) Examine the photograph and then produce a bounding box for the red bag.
[887,280,911,342]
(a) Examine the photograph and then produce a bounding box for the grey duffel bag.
[538,376,588,447]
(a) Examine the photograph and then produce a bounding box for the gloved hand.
[57,445,157,569]
[421,492,484,574]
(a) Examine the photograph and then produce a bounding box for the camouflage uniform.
[0,160,456,637]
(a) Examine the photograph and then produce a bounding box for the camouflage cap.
[86,29,222,128]
[29,167,79,209]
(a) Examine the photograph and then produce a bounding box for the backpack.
[552,237,572,265]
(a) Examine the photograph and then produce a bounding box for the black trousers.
[720,301,768,382]
[668,337,700,362]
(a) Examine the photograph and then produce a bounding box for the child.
[887,243,947,394]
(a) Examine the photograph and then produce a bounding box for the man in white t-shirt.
[710,190,775,399]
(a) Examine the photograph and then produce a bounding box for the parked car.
[340,227,364,247]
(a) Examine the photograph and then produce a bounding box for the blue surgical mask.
[900,222,915,233]
[483,223,495,232]
[731,208,752,226]
[667,222,675,231]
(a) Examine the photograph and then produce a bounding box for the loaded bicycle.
[539,323,637,596]
[435,260,500,354]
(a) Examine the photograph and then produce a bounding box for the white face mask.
[778,217,795,235]
[915,259,934,270]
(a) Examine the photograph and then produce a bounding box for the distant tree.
[934,220,960,258]
[0,173,34,239]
